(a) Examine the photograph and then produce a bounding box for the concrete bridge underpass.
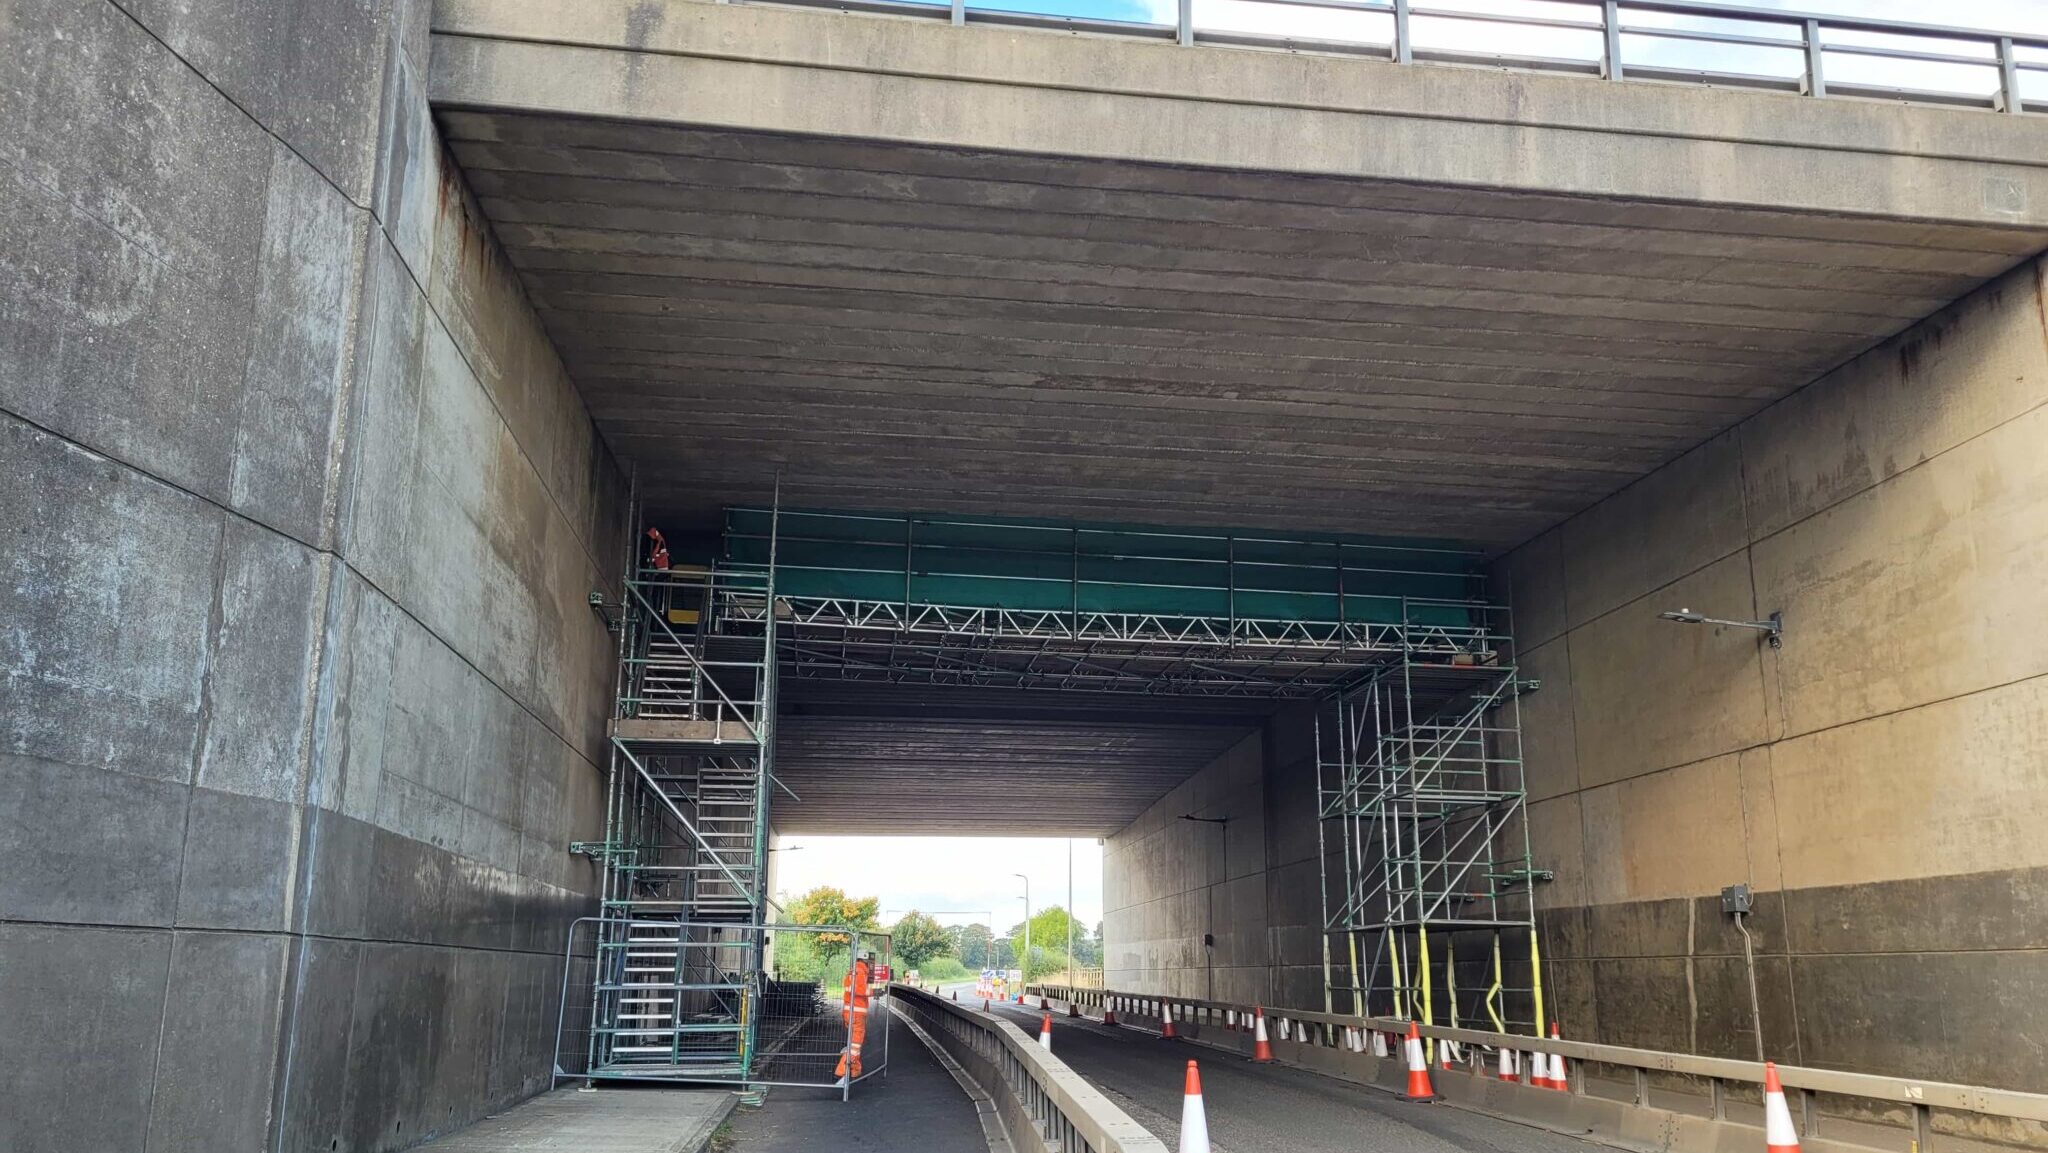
[8,0,2048,1151]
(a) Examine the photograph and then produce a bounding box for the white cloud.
[772,835,1106,935]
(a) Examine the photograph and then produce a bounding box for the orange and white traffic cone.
[1041,996,1051,1011]
[1549,1023,1570,1092]
[1179,1061,1210,1153]
[1252,1006,1275,1063]
[1161,1003,1180,1041]
[1039,1012,1054,1051]
[1439,1038,1456,1072]
[1403,1022,1438,1102]
[1371,1029,1389,1059]
[1497,1045,1519,1083]
[1069,999,1081,1018]
[1530,1048,1552,1090]
[1103,999,1119,1027]
[1764,1062,1801,1152]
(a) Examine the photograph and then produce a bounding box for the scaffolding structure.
[1314,603,1550,1042]
[569,504,1541,1081]
[574,531,782,1082]
[718,508,1494,697]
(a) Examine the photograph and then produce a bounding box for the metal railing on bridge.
[747,0,2047,116]
[1034,984,2048,1153]
[891,985,1167,1153]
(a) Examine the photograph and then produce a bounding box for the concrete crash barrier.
[1029,986,2048,1153]
[893,985,1168,1153]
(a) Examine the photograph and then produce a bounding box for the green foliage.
[890,911,953,967]
[947,923,994,967]
[770,930,849,987]
[772,886,883,987]
[917,956,971,982]
[784,886,881,947]
[1008,906,1081,973]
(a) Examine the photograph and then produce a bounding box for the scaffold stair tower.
[580,551,781,1081]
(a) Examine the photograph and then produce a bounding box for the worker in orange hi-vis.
[643,526,671,571]
[836,951,875,1081]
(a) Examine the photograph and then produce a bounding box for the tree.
[948,923,996,968]
[1008,906,1083,981]
[891,911,953,967]
[773,886,882,986]
[1071,921,1103,968]
[785,886,881,947]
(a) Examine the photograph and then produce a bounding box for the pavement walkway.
[721,999,993,1152]
[412,1085,735,1153]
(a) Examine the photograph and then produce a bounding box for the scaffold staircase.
[579,556,780,1081]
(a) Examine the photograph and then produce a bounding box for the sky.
[772,835,1106,934]
[956,0,2048,100]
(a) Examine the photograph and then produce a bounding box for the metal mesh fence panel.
[554,917,890,1090]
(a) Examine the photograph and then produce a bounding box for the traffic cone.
[1764,1062,1801,1152]
[984,998,992,1012]
[1549,1023,1570,1092]
[1103,1000,1118,1027]
[1530,1048,1552,1089]
[1252,1006,1275,1063]
[1225,1008,1237,1031]
[1179,1061,1211,1153]
[1277,1016,1290,1042]
[1371,1029,1388,1058]
[1042,996,1051,1011]
[1497,1046,1518,1083]
[1439,1038,1456,1072]
[1403,1022,1438,1102]
[952,991,958,1002]
[1039,1012,1054,1051]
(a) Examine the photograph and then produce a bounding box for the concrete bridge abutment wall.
[1106,255,2048,1095]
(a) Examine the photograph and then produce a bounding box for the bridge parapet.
[894,985,1168,1153]
[1036,985,2048,1153]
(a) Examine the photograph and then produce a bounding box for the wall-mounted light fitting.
[1658,607,1783,648]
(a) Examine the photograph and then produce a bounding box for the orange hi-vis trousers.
[836,960,873,1079]
[834,1001,869,1078]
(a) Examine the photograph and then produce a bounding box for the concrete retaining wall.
[0,2,624,1151]
[1103,708,1326,1010]
[1497,254,2048,1098]
[1105,256,2048,1098]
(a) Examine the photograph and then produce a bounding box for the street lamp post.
[1067,839,1075,991]
[1014,872,1031,987]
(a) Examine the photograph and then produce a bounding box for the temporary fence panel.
[555,917,890,1092]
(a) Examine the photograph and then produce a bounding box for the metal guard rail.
[891,985,1167,1153]
[1030,985,2048,1133]
[749,0,2047,116]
